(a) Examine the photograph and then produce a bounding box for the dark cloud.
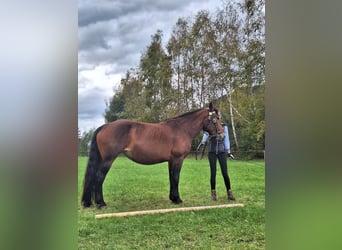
[78,0,192,27]
[78,0,217,68]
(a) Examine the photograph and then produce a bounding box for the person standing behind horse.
[201,110,236,201]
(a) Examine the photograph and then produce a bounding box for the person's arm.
[224,125,235,159]
[223,125,230,153]
[201,131,209,144]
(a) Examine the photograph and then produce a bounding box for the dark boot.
[211,190,217,201]
[227,190,236,201]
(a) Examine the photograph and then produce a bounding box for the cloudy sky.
[78,0,223,133]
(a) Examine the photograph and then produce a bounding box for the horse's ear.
[209,102,213,111]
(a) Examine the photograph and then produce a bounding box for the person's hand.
[216,133,225,140]
[227,153,235,160]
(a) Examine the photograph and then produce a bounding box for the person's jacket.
[201,124,231,154]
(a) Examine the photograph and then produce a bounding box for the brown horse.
[81,103,224,208]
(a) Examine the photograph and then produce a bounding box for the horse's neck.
[189,115,206,138]
[167,110,205,139]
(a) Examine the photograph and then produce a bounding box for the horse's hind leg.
[82,152,102,208]
[94,158,114,208]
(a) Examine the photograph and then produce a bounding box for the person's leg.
[217,152,235,200]
[208,152,217,200]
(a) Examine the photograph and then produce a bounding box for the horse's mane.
[163,108,205,122]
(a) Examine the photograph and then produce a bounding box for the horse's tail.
[81,125,105,207]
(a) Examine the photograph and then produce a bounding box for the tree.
[140,30,174,122]
[167,17,193,112]
[213,1,242,148]
[234,0,265,157]
[78,128,82,155]
[78,128,95,156]
[120,69,146,121]
[104,89,127,122]
[190,10,218,106]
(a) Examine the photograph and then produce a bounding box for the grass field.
[78,156,265,249]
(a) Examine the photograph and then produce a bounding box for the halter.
[205,111,220,135]
[196,111,224,160]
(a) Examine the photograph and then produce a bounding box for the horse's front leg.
[168,158,183,204]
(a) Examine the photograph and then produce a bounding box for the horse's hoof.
[96,201,107,209]
[172,198,183,204]
[82,200,92,208]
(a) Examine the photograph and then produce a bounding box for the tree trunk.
[228,91,239,149]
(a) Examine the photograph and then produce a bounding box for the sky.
[78,0,223,133]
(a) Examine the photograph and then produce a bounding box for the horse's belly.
[123,146,169,165]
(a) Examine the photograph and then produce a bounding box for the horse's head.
[203,102,224,137]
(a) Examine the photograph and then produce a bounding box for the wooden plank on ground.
[95,203,244,219]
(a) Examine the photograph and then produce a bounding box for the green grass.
[78,156,265,249]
